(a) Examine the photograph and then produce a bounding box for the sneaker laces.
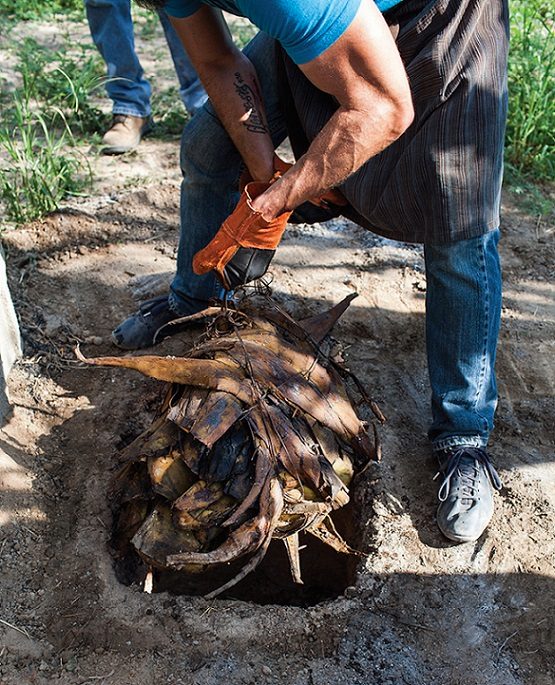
[435,447,502,503]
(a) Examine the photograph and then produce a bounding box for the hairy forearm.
[198,52,275,182]
[252,96,412,218]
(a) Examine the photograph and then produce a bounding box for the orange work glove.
[192,181,292,290]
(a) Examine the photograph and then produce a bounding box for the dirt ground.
[1,14,555,685]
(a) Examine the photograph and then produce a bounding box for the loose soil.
[1,14,555,685]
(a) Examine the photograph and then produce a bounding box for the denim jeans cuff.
[112,106,151,119]
[432,436,487,453]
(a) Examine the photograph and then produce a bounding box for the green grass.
[150,86,189,137]
[0,93,90,224]
[506,0,555,182]
[0,39,99,225]
[13,37,106,135]
[0,0,82,21]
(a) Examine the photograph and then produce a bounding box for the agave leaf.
[119,416,178,463]
[192,334,333,393]
[306,516,362,556]
[148,448,196,500]
[168,477,282,569]
[222,416,274,529]
[202,478,284,599]
[245,349,366,449]
[76,349,255,403]
[173,492,236,533]
[273,376,370,455]
[274,510,327,538]
[213,339,369,448]
[254,294,357,348]
[299,293,358,343]
[224,467,254,501]
[311,423,354,486]
[172,480,234,529]
[283,532,303,585]
[202,422,253,484]
[77,350,370,453]
[167,387,209,431]
[266,405,348,505]
[178,430,209,476]
[188,391,245,448]
[131,503,203,568]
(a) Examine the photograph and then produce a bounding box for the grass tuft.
[506,0,555,182]
[0,92,90,225]
[0,0,83,21]
[13,37,106,135]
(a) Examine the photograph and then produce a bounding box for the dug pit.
[113,491,363,606]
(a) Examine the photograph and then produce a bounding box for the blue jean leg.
[425,229,502,452]
[85,0,152,118]
[169,32,287,314]
[157,10,207,115]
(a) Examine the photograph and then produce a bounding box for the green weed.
[0,93,90,224]
[0,0,83,21]
[134,4,161,40]
[228,20,257,50]
[150,86,188,137]
[13,38,106,135]
[506,0,555,182]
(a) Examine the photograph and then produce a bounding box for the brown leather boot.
[100,114,152,155]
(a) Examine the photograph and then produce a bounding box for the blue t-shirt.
[164,0,402,65]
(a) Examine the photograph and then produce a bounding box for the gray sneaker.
[435,447,502,543]
[111,295,181,350]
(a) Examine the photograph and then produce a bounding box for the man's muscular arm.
[252,0,414,219]
[171,1,412,218]
[170,7,275,182]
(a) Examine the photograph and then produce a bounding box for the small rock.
[85,335,103,346]
[43,314,63,337]
[65,656,77,672]
[39,661,49,671]
[262,665,272,676]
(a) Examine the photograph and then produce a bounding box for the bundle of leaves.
[79,295,381,598]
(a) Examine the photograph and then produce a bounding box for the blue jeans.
[425,230,501,451]
[85,0,206,117]
[170,32,502,452]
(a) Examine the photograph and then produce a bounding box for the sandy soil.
[1,13,555,685]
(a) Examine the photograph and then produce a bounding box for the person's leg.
[112,33,287,348]
[85,0,151,117]
[169,32,287,313]
[424,228,503,542]
[157,9,207,116]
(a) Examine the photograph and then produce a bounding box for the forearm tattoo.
[233,72,268,134]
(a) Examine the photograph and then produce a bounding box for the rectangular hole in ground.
[114,498,365,607]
